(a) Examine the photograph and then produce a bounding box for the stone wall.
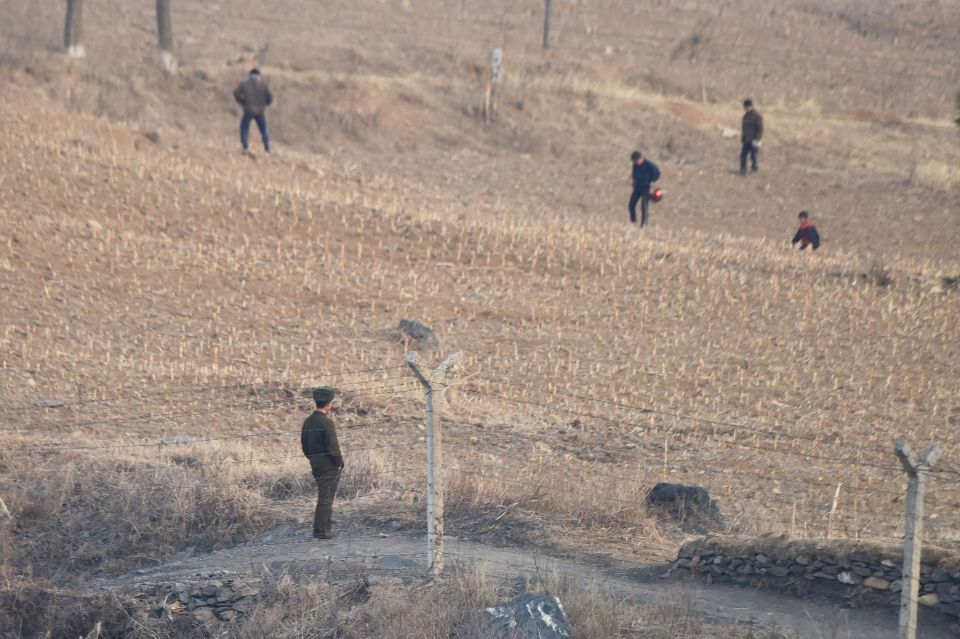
[672,537,960,628]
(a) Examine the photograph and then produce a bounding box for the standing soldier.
[740,99,763,175]
[301,386,343,540]
[233,68,273,154]
[628,151,661,227]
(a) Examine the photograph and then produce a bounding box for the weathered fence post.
[542,0,553,49]
[407,351,461,576]
[483,48,503,122]
[156,0,176,73]
[64,0,85,58]
[894,439,942,639]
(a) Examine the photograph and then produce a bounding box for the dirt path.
[97,526,956,639]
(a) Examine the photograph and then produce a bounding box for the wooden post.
[406,351,461,576]
[64,0,84,58]
[894,439,942,639]
[826,480,842,539]
[483,48,503,123]
[156,0,176,73]
[542,0,553,49]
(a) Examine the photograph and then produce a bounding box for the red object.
[650,188,665,203]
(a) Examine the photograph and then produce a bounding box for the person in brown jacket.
[740,98,763,175]
[233,68,273,153]
[301,386,343,539]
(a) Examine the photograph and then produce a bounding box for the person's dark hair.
[743,98,753,108]
[315,398,332,409]
[630,151,642,161]
[250,67,261,76]
[798,211,809,220]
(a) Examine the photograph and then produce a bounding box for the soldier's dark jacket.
[234,77,273,116]
[301,411,343,470]
[742,110,764,144]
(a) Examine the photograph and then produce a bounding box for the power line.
[444,383,905,474]
[465,376,891,461]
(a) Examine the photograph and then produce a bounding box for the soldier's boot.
[313,503,334,539]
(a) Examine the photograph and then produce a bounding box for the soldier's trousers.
[740,142,758,172]
[311,466,341,537]
[629,189,650,226]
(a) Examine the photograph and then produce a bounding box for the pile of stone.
[673,538,960,624]
[161,577,261,623]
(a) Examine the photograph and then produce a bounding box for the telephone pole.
[64,0,85,58]
[156,0,176,72]
[542,0,553,49]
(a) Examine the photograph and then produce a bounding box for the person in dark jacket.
[628,151,661,227]
[740,99,763,175]
[301,386,343,539]
[234,68,273,153]
[791,211,821,251]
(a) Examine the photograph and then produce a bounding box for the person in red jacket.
[791,211,821,251]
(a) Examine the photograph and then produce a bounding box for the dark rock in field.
[192,608,215,623]
[932,568,954,583]
[941,603,960,619]
[852,564,873,577]
[838,571,864,586]
[219,609,239,622]
[395,319,439,348]
[768,565,790,577]
[485,593,572,638]
[645,483,721,524]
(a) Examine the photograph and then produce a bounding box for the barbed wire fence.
[0,351,952,631]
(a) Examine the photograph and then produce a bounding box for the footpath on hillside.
[95,524,956,639]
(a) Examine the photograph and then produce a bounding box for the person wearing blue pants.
[628,151,661,227]
[234,68,273,153]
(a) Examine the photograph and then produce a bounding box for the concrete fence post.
[894,439,942,639]
[407,351,461,576]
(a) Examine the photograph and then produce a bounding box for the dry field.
[1,0,959,636]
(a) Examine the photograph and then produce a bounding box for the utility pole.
[156,0,176,73]
[64,0,84,58]
[406,351,461,577]
[894,439,942,639]
[542,0,553,49]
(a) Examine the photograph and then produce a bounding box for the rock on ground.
[395,319,439,349]
[485,593,572,638]
[646,482,721,524]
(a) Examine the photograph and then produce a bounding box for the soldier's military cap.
[312,386,336,403]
